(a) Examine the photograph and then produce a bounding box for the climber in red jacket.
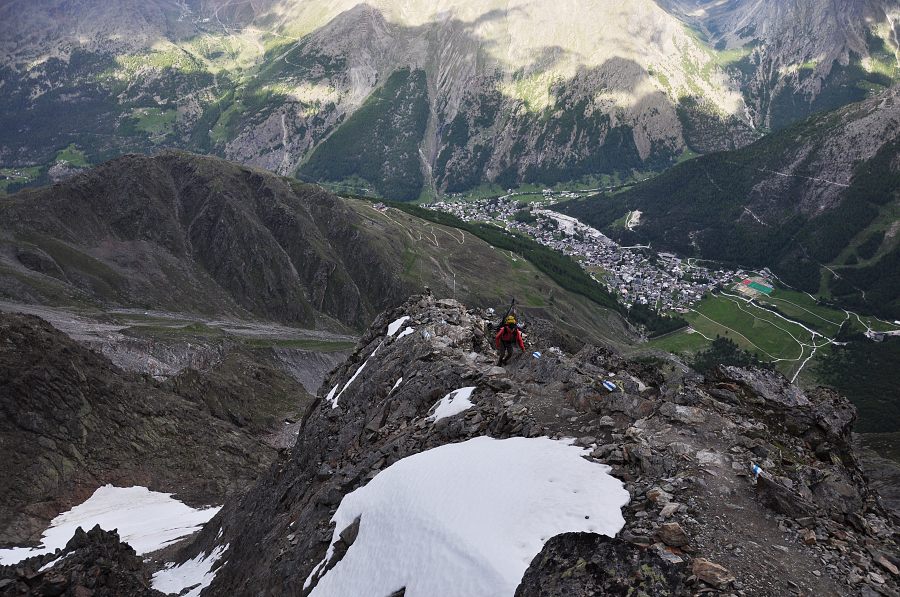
[495,315,525,366]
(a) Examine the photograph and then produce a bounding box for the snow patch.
[39,554,67,572]
[307,436,629,597]
[325,384,339,408]
[0,486,220,565]
[389,377,403,394]
[152,543,229,597]
[387,316,410,336]
[625,210,642,230]
[396,326,414,339]
[427,387,477,422]
[331,343,382,409]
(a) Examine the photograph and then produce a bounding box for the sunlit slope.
[0,0,753,196]
[1,0,895,198]
[658,0,900,128]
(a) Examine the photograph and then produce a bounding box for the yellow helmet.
[505,315,517,325]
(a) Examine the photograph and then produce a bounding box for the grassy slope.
[344,199,631,349]
[645,283,898,382]
[298,68,429,201]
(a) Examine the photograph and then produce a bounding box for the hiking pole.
[499,297,516,330]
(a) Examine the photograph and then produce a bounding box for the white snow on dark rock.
[0,486,220,564]
[427,387,477,422]
[153,543,229,597]
[306,436,629,597]
[386,316,410,337]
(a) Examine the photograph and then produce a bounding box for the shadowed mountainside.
[0,151,630,346]
[0,312,310,546]
[557,86,900,316]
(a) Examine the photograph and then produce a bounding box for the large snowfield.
[308,436,629,597]
[0,485,220,565]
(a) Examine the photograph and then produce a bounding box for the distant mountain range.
[1,0,897,199]
[557,86,900,318]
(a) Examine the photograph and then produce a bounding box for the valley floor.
[647,287,898,384]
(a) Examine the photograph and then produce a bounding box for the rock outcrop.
[0,526,163,597]
[515,532,685,596]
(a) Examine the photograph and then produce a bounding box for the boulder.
[692,558,735,589]
[717,366,810,408]
[515,532,685,596]
[647,487,674,504]
[756,474,817,518]
[656,522,689,547]
[660,403,707,425]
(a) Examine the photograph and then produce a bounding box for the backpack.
[499,325,517,343]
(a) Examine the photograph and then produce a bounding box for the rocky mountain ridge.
[0,151,631,346]
[0,151,404,329]
[153,293,899,596]
[0,526,164,597]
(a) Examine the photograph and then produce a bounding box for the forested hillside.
[557,88,900,318]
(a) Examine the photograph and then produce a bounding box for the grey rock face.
[720,366,811,408]
[658,0,899,128]
[0,313,306,545]
[514,532,685,597]
[0,525,164,596]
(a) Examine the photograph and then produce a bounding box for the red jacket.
[495,325,525,351]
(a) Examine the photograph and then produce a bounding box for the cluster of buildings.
[424,196,738,313]
[0,170,28,181]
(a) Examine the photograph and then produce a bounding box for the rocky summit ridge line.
[121,293,900,597]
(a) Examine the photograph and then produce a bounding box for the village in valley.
[422,194,741,314]
[417,193,900,383]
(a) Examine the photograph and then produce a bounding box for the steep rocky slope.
[0,152,403,329]
[0,151,629,346]
[0,312,311,546]
[659,0,900,128]
[160,294,899,596]
[2,1,895,197]
[558,86,900,315]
